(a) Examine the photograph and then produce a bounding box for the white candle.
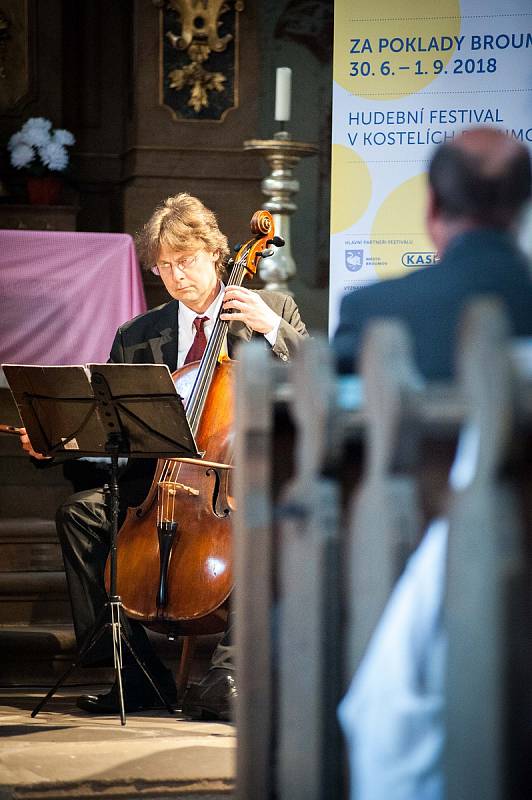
[274,67,292,123]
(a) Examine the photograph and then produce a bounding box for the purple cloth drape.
[0,230,147,366]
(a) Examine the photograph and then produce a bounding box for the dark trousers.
[56,487,156,666]
[56,487,235,671]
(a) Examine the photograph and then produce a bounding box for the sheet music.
[1,363,198,459]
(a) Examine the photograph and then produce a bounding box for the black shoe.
[181,667,237,722]
[77,666,177,714]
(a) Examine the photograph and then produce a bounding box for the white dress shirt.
[176,283,281,368]
[337,423,483,800]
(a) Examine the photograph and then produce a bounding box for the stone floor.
[0,686,235,799]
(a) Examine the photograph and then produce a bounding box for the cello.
[105,209,278,637]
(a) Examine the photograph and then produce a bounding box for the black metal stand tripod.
[3,362,199,725]
[31,434,174,725]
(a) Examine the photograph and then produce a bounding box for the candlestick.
[244,131,318,294]
[274,67,292,123]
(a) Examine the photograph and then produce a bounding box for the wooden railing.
[232,298,532,800]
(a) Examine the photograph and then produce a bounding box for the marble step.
[0,517,63,572]
[0,623,110,685]
[0,623,219,687]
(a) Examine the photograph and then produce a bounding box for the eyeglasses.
[151,253,199,276]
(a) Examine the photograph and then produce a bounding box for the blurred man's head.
[427,127,531,254]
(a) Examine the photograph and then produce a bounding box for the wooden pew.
[445,299,532,800]
[275,338,342,800]
[233,343,276,800]
[233,336,356,800]
[344,319,425,679]
[233,299,532,799]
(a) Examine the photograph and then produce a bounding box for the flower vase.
[27,175,63,205]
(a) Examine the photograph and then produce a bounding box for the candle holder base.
[244,135,318,294]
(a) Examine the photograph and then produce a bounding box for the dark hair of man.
[428,129,531,229]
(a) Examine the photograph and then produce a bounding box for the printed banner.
[329,0,532,335]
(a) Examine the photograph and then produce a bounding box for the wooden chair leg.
[176,635,197,699]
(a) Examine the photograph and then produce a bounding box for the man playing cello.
[21,193,308,718]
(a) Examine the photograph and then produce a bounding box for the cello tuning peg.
[267,236,285,248]
[259,247,275,258]
[233,242,243,252]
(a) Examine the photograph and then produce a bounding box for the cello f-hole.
[207,468,231,519]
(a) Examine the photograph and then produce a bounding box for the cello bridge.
[159,480,199,497]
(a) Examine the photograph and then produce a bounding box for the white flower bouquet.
[7,117,75,176]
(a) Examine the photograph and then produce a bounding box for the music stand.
[3,362,200,725]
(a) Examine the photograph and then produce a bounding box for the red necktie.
[184,315,209,365]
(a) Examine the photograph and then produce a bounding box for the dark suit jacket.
[109,289,308,369]
[104,289,308,506]
[333,229,532,380]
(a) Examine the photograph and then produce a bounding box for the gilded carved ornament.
[156,0,244,117]
[168,41,226,113]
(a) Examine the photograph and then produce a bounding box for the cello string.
[156,250,249,521]
[186,257,246,434]
[165,459,175,522]
[166,460,176,521]
[160,459,171,522]
[161,272,236,508]
[179,256,246,449]
[163,459,178,521]
[170,472,177,523]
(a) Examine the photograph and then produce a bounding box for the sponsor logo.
[401,252,438,267]
[345,249,364,272]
